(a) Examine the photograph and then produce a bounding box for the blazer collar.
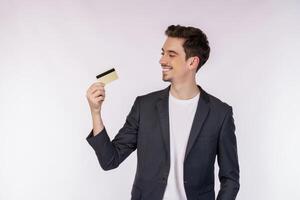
[156,84,210,162]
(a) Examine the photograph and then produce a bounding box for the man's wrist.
[90,109,101,116]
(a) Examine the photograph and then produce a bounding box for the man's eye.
[169,54,175,57]
[161,52,164,55]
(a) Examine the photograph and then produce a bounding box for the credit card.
[96,68,118,84]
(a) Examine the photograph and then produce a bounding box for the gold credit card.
[96,68,118,84]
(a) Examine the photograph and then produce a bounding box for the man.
[86,25,240,200]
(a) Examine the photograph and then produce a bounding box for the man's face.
[159,37,193,83]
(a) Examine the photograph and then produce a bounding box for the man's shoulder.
[136,87,166,102]
[205,90,233,113]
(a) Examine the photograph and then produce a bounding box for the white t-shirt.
[162,91,200,200]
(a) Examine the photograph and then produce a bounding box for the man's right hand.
[86,82,106,114]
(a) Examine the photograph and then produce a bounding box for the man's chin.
[162,77,171,82]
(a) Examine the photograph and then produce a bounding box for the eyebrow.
[161,48,179,55]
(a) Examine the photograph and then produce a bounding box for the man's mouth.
[162,67,173,72]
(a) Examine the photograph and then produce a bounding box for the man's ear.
[188,56,200,70]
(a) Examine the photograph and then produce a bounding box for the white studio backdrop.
[0,0,299,199]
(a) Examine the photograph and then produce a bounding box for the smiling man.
[86,25,240,200]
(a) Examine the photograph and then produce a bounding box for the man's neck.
[170,80,200,100]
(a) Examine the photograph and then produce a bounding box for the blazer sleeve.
[217,106,240,200]
[86,96,140,171]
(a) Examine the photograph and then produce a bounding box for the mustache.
[161,64,173,68]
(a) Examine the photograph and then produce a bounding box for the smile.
[162,67,173,72]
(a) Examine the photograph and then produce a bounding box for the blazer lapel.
[184,85,210,161]
[156,85,171,159]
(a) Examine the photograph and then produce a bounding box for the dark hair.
[165,25,210,71]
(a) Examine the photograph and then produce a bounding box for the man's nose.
[159,56,167,66]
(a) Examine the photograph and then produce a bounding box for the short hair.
[165,25,210,71]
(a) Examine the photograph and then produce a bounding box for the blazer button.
[162,177,167,183]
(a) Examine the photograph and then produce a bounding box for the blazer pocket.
[198,135,218,143]
[198,183,214,195]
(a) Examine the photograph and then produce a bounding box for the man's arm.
[86,97,140,171]
[86,81,106,136]
[91,110,104,136]
[217,106,240,200]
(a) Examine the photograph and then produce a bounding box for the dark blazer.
[87,85,240,200]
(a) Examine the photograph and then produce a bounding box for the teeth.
[162,68,172,72]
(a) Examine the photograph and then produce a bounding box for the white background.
[0,0,299,199]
